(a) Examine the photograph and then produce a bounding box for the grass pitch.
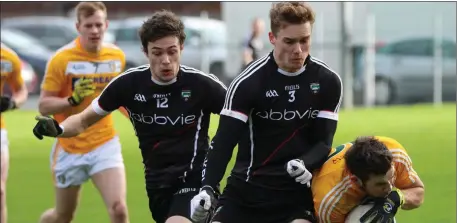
[2,104,455,223]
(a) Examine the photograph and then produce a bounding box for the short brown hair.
[269,2,315,35]
[75,1,107,22]
[138,10,186,52]
[344,136,393,182]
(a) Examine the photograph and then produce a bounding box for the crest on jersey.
[181,90,191,101]
[309,82,320,94]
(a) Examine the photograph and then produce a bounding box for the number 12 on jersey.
[156,98,168,108]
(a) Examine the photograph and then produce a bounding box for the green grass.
[3,104,456,223]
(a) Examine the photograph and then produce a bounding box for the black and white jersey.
[91,64,227,187]
[202,51,342,190]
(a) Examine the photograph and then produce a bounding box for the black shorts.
[211,177,316,223]
[146,170,201,223]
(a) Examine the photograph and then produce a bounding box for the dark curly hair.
[138,10,186,52]
[344,136,393,182]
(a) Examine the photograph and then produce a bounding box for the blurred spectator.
[241,17,265,69]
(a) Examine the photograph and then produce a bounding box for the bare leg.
[39,186,81,223]
[91,167,129,223]
[165,216,193,223]
[1,150,9,223]
[290,219,312,223]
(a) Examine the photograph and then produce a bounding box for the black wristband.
[67,96,79,106]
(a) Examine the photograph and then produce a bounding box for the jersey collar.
[150,69,180,86]
[75,37,103,56]
[270,51,312,76]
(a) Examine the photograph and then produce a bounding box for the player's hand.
[190,186,216,222]
[286,159,312,187]
[360,188,405,223]
[33,115,63,140]
[68,77,96,106]
[0,96,17,113]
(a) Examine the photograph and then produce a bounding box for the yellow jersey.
[312,136,421,223]
[1,43,24,129]
[41,37,125,154]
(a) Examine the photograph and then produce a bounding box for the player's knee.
[109,201,128,220]
[0,182,6,207]
[165,215,192,223]
[290,219,312,223]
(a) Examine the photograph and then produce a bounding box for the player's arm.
[299,72,342,171]
[60,74,126,137]
[57,104,106,137]
[38,91,74,116]
[5,52,28,109]
[190,79,253,221]
[38,56,95,116]
[190,80,252,222]
[202,80,251,188]
[391,147,425,210]
[311,174,347,223]
[33,75,126,139]
[399,180,424,210]
[206,74,228,114]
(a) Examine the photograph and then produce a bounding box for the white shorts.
[50,136,124,188]
[1,129,8,154]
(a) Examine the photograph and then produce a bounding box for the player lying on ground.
[32,2,130,223]
[0,43,29,223]
[190,2,342,223]
[312,136,425,223]
[33,9,227,223]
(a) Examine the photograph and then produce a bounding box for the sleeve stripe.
[318,176,351,223]
[390,149,412,163]
[393,157,418,184]
[91,97,110,116]
[224,55,270,110]
[310,56,343,113]
[179,65,227,90]
[220,109,248,123]
[317,110,338,121]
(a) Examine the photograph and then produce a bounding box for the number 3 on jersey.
[156,98,168,108]
[288,90,296,102]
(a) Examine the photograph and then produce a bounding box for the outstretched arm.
[58,104,108,137]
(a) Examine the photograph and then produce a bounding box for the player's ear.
[180,44,184,52]
[75,22,80,33]
[268,32,276,45]
[105,19,109,29]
